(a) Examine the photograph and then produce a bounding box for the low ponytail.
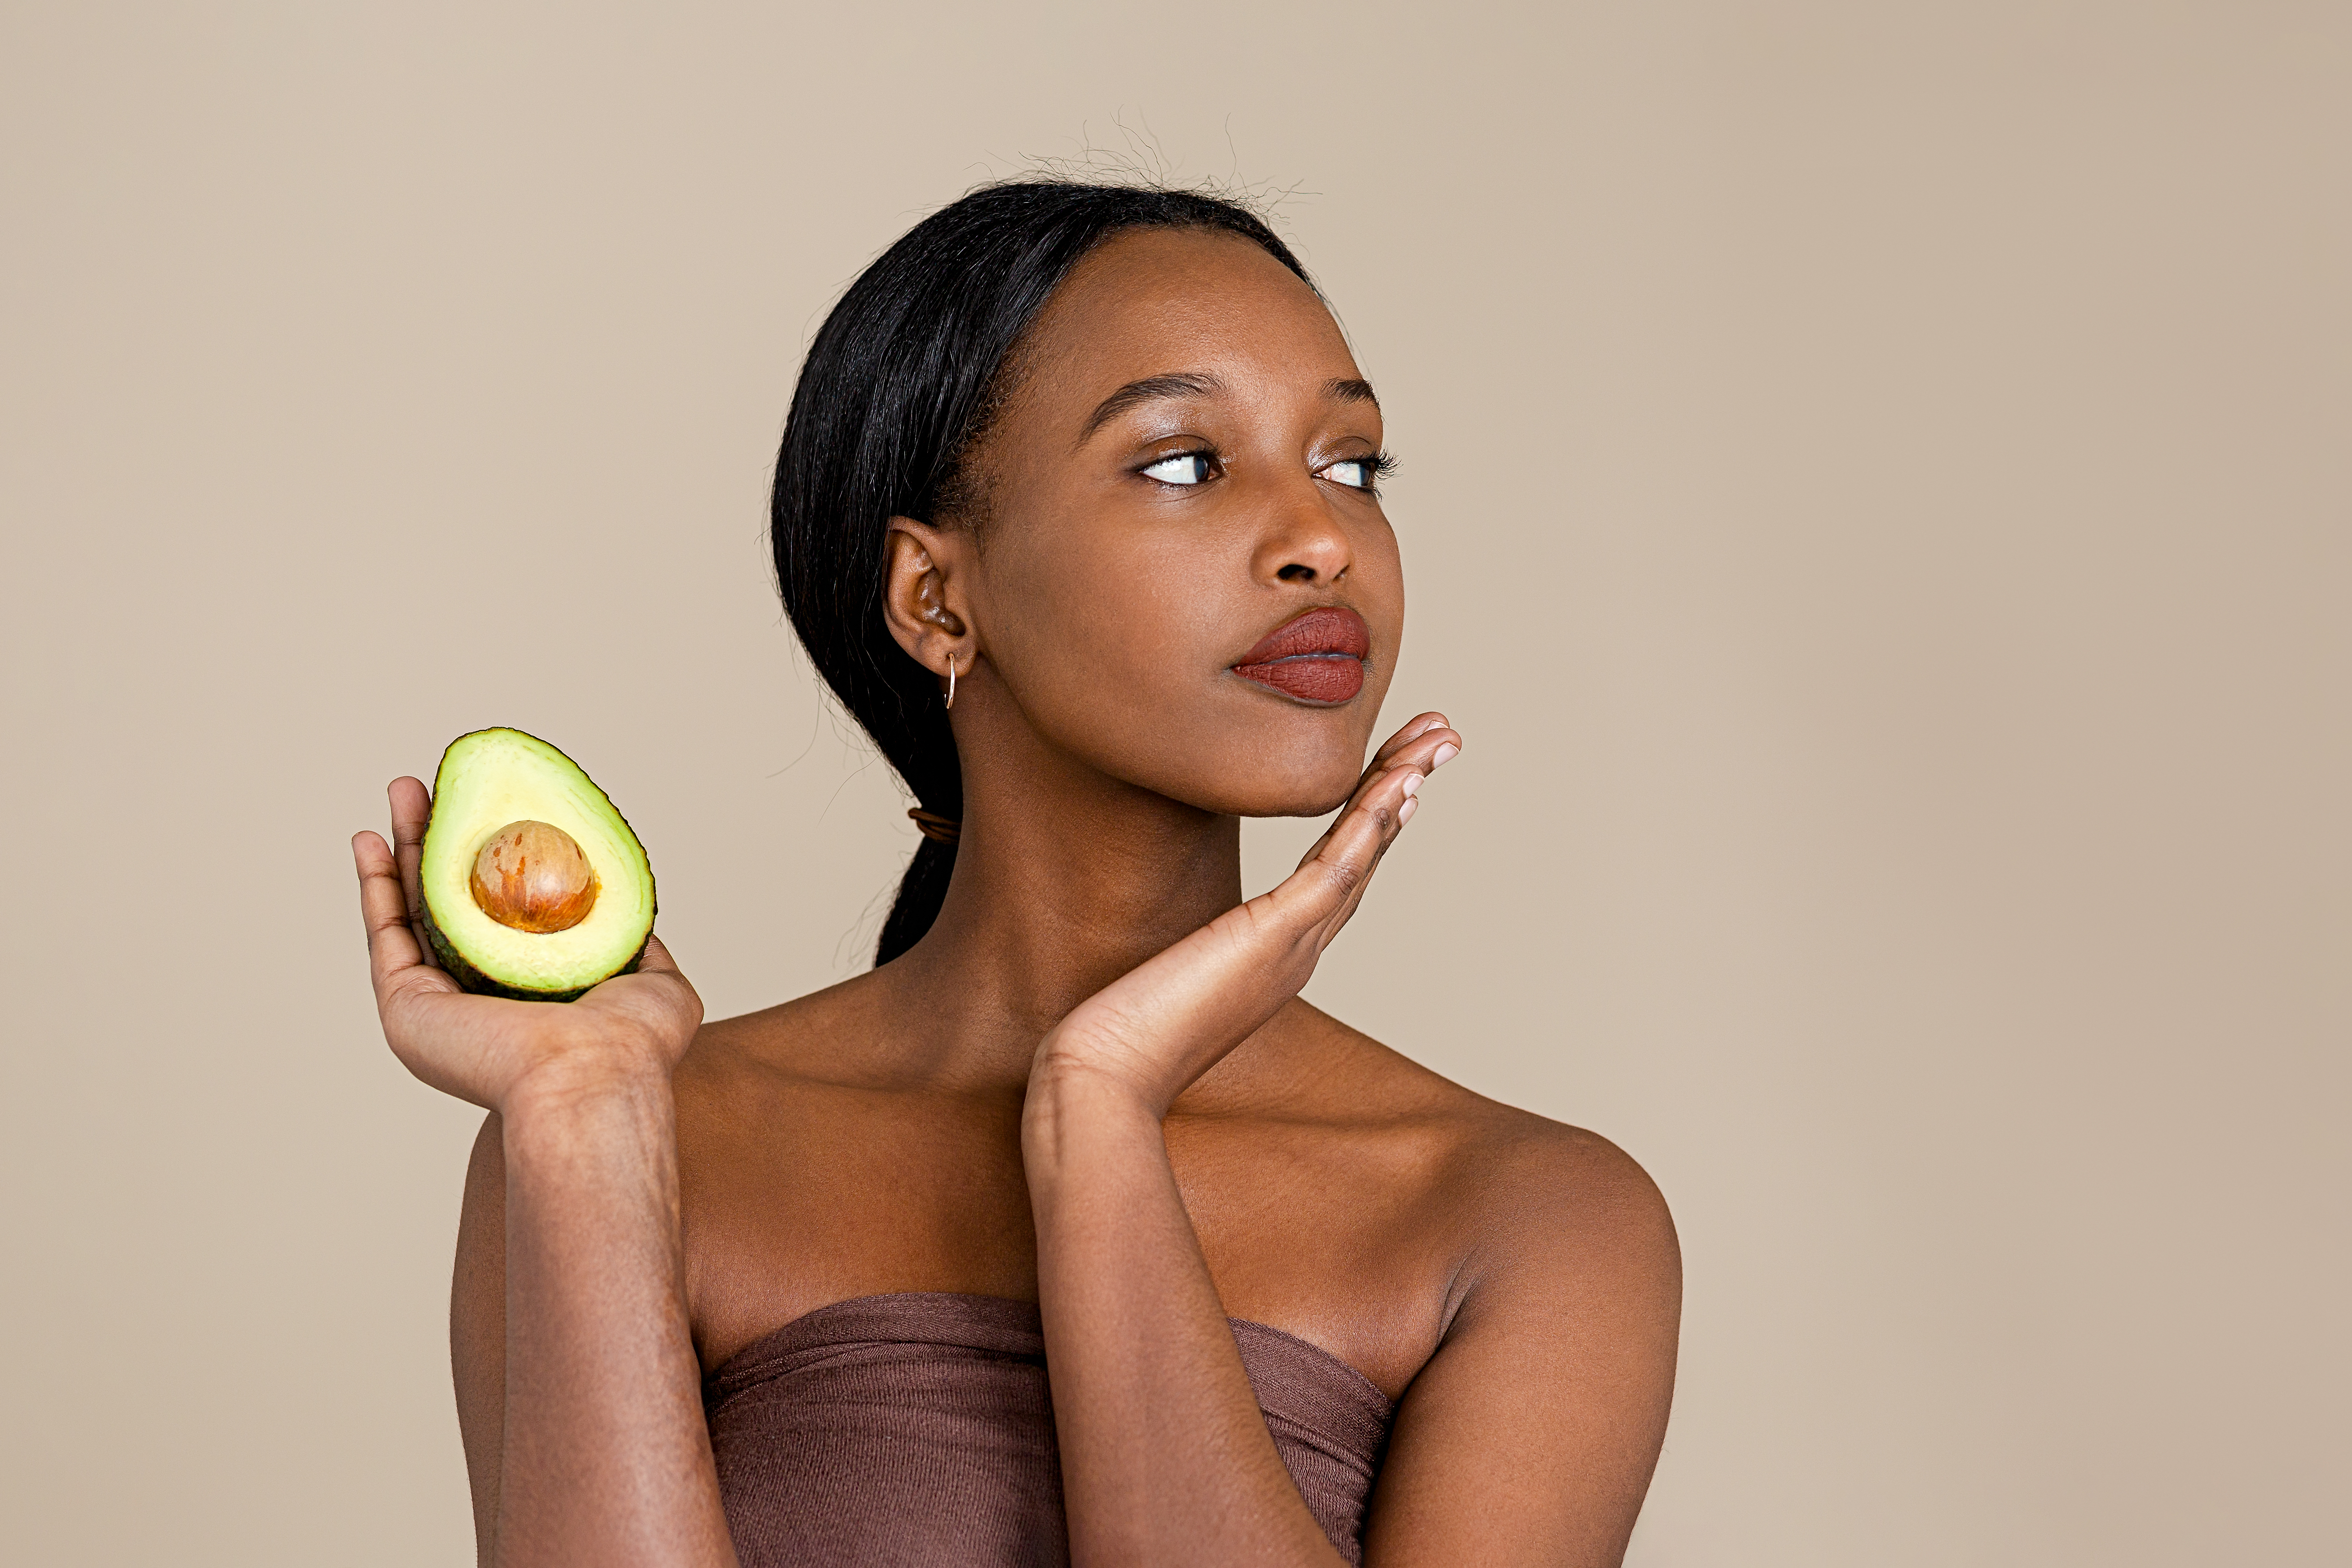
[768,177,1313,964]
[872,699,962,965]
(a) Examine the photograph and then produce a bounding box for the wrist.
[1030,1038,1168,1110]
[498,1063,676,1204]
[1022,1052,1167,1164]
[498,1031,674,1123]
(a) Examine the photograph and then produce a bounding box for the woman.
[355,179,1680,1567]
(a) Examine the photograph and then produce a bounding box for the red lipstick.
[1231,607,1371,704]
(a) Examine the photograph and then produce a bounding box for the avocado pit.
[469,819,600,934]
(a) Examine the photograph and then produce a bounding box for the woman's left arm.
[1025,1061,1341,1565]
[1031,1047,1678,1566]
[1026,711,1679,1565]
[1021,716,1427,1564]
[1025,719,1674,1561]
[1359,1132,1680,1564]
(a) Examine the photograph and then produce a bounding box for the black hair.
[770,178,1314,965]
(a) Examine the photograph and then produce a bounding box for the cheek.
[982,518,1239,745]
[973,508,1402,816]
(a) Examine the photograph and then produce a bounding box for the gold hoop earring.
[945,652,956,711]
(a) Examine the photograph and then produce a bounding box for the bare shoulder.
[671,970,894,1111]
[1277,1003,1679,1296]
[665,973,909,1243]
[1307,1013,1683,1559]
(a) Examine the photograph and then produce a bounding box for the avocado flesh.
[419,728,656,1001]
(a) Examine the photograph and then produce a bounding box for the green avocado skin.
[421,726,658,1003]
[421,896,649,1003]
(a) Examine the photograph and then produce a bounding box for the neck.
[881,714,1243,1090]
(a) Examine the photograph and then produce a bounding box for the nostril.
[1277,563,1316,582]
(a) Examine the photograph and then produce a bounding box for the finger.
[389,776,431,911]
[1282,754,1432,946]
[388,777,440,969]
[1295,720,1462,873]
[1313,718,1455,858]
[1372,723,1461,781]
[355,829,456,1004]
[627,932,701,1005]
[633,932,684,977]
[1273,776,1407,944]
[1370,712,1458,770]
[1314,759,1420,885]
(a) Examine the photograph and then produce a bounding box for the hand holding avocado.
[418,729,658,1000]
[352,731,699,1113]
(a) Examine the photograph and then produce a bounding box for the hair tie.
[907,808,960,845]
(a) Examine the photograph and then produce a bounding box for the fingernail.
[1401,772,1422,798]
[1398,795,1419,824]
[1432,742,1460,769]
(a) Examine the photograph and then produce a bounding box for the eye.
[1317,451,1394,492]
[1140,451,1216,485]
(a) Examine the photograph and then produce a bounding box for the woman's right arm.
[452,1112,507,1563]
[358,777,738,1568]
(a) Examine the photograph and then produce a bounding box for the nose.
[1249,478,1354,588]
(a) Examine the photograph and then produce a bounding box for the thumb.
[629,933,705,1026]
[635,932,685,978]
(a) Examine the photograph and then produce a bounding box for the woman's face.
[936,226,1404,818]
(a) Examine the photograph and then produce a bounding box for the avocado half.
[418,728,656,1001]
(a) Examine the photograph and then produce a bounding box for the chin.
[1219,689,1388,817]
[1098,680,1385,819]
[1207,740,1367,820]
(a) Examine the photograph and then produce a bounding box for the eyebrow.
[1079,373,1223,443]
[1075,370,1382,445]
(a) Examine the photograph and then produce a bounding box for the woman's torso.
[672,984,1547,1561]
[701,1291,1397,1565]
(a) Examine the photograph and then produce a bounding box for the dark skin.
[357,228,1681,1567]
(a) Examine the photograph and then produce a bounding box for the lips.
[1231,606,1371,704]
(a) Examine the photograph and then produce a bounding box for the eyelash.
[1135,449,1398,495]
[1322,451,1398,494]
[1139,449,1220,486]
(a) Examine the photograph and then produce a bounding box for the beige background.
[4,3,2345,1563]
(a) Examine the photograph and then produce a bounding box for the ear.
[881,517,977,691]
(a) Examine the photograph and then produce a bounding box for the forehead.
[1015,227,1358,404]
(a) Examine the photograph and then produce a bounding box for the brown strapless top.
[703,1291,1396,1567]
